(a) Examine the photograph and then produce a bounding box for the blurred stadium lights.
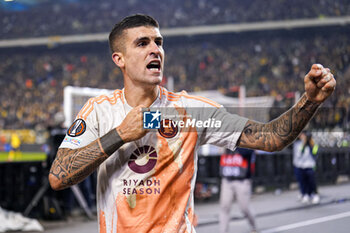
[1,16,350,48]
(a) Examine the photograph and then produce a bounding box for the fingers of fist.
[129,105,147,125]
[309,64,336,91]
[136,104,149,113]
[119,105,149,142]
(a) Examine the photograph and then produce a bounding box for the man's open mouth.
[146,60,161,71]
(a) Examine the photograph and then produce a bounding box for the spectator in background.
[219,148,257,233]
[293,131,320,204]
[9,132,21,161]
[1,0,350,39]
[0,135,6,151]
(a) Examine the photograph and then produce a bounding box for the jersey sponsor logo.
[128,145,158,174]
[122,178,161,195]
[143,110,161,129]
[158,119,178,138]
[67,119,86,137]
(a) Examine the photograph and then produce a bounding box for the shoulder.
[92,89,123,105]
[77,89,123,120]
[159,86,221,108]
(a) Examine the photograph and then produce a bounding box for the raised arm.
[49,105,147,190]
[238,64,336,152]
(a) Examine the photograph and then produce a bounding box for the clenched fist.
[116,105,148,142]
[304,64,336,103]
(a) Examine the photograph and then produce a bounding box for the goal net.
[189,86,276,123]
[64,86,276,127]
[63,86,113,128]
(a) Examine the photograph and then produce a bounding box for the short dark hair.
[109,14,159,53]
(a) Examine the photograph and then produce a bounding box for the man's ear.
[112,52,125,68]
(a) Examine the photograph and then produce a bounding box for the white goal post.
[63,85,276,128]
[63,86,113,128]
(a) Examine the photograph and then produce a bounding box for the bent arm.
[49,129,124,190]
[238,93,320,152]
[49,105,147,190]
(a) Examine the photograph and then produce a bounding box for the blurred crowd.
[1,26,349,131]
[1,0,350,39]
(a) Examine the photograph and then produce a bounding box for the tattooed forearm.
[49,128,124,190]
[49,141,106,190]
[238,93,320,151]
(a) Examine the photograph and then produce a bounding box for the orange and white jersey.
[60,86,248,233]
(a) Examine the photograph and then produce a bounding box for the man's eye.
[156,41,163,46]
[138,42,147,47]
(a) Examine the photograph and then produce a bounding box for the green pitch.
[0,152,47,162]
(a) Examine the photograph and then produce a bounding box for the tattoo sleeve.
[238,93,320,151]
[49,128,124,190]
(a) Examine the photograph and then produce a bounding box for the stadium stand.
[0,27,349,131]
[1,0,350,39]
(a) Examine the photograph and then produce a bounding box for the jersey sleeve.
[59,98,99,149]
[197,106,248,151]
[180,93,248,151]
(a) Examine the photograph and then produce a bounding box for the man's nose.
[149,42,161,56]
